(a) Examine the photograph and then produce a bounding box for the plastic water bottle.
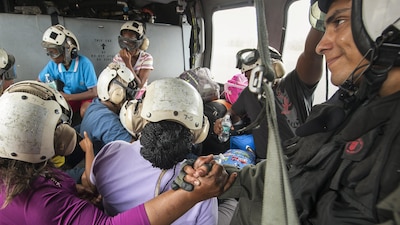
[45,73,57,90]
[218,115,232,142]
[213,146,256,169]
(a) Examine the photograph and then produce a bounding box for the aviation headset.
[318,0,400,67]
[65,36,79,60]
[97,63,136,105]
[119,20,149,51]
[42,25,80,63]
[0,48,15,73]
[0,48,16,94]
[0,81,77,163]
[137,78,210,144]
[236,47,285,78]
[315,0,400,102]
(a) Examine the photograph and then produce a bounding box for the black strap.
[235,102,266,135]
[50,12,59,26]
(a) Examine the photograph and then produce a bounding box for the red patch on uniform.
[345,138,363,154]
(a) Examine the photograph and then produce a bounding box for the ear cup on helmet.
[192,115,210,144]
[140,36,150,51]
[272,59,286,78]
[0,53,15,71]
[54,123,77,156]
[120,99,148,136]
[108,82,126,105]
[66,37,78,59]
[70,46,78,59]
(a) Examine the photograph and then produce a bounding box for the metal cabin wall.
[0,13,189,82]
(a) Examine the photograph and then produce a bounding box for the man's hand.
[172,155,237,197]
[213,118,223,135]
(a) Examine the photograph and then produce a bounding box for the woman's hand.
[119,48,133,68]
[79,131,93,153]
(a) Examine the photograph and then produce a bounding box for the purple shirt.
[0,169,149,225]
[90,140,218,225]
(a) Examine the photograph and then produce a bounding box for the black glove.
[171,159,215,191]
[172,159,196,191]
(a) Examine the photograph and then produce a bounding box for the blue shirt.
[38,55,97,94]
[80,98,133,153]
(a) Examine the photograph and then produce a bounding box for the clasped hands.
[172,155,237,197]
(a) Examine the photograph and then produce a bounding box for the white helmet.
[0,48,16,95]
[118,21,149,51]
[317,0,400,66]
[42,25,80,63]
[140,78,209,143]
[97,63,135,105]
[0,48,15,75]
[42,24,80,50]
[0,81,76,163]
[120,20,145,39]
[0,48,9,69]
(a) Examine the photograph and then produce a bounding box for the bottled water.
[218,114,232,142]
[213,145,256,169]
[45,73,57,90]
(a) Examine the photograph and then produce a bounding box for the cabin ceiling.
[2,0,183,22]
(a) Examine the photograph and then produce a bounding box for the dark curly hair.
[140,120,193,170]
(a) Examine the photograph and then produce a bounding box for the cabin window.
[210,0,334,103]
[211,6,257,83]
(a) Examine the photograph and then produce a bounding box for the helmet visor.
[118,36,142,52]
[236,49,259,68]
[46,48,63,59]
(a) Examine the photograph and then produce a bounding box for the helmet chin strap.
[337,49,374,105]
[344,21,400,103]
[339,48,395,109]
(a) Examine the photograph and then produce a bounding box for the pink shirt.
[113,51,153,99]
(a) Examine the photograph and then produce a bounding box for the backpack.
[178,67,220,103]
[224,73,248,104]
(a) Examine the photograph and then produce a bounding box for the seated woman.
[0,80,235,225]
[88,78,218,224]
[38,24,98,125]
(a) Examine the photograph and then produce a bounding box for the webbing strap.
[252,0,299,221]
[261,81,299,225]
[50,12,59,26]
